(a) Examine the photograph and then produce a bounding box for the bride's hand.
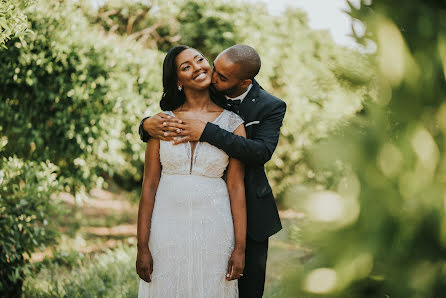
[136,247,153,283]
[226,248,245,281]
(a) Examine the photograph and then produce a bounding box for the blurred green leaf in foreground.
[286,0,446,297]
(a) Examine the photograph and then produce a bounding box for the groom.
[139,44,286,298]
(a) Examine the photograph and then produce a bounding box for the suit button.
[252,98,256,102]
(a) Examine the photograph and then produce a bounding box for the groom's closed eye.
[217,72,228,82]
[212,63,229,82]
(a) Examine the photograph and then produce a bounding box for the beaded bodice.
[159,109,243,178]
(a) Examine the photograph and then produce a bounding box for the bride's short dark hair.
[159,45,226,111]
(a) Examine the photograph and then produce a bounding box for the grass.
[24,245,139,297]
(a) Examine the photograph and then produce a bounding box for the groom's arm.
[200,101,286,166]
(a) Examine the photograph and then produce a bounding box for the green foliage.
[0,0,164,193]
[83,0,180,51]
[23,245,139,297]
[0,156,60,296]
[0,0,34,48]
[83,0,240,60]
[288,0,446,297]
[175,0,239,60]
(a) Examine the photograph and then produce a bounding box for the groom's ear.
[240,79,252,89]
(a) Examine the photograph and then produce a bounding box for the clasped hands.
[143,112,207,144]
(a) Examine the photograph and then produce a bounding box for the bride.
[136,45,247,298]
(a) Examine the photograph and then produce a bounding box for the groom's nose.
[211,70,218,84]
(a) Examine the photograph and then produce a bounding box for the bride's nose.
[192,63,202,72]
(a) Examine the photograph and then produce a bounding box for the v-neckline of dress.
[170,109,226,174]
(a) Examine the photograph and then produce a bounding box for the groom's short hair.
[222,45,261,80]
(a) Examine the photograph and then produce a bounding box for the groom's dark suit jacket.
[199,79,286,242]
[139,79,286,242]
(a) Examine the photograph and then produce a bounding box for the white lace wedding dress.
[138,109,244,298]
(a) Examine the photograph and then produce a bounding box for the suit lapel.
[239,80,261,138]
[239,80,261,120]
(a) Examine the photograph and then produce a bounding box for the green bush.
[0,156,60,296]
[0,0,163,193]
[175,0,240,60]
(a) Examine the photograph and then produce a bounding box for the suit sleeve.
[138,116,151,143]
[200,101,286,166]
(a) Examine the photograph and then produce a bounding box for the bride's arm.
[225,124,247,281]
[136,138,161,283]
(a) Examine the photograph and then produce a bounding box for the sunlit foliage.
[0,0,164,194]
[0,0,34,48]
[0,156,60,296]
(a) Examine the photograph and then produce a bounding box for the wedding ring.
[239,274,243,276]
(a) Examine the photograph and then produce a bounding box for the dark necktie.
[226,99,242,114]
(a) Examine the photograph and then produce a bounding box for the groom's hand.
[172,119,207,145]
[144,112,184,141]
[136,247,154,283]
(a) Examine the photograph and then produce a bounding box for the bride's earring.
[178,85,182,91]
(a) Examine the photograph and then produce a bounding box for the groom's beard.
[210,83,239,98]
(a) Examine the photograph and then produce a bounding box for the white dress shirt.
[225,84,253,102]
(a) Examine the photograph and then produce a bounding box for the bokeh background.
[1,0,445,297]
